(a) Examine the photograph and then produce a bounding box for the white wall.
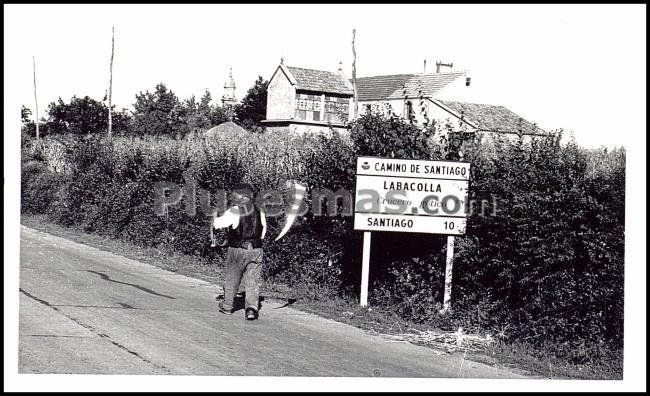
[434,73,474,103]
[356,97,480,134]
[358,99,408,117]
[267,123,349,136]
[266,68,295,120]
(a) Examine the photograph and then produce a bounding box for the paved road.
[19,226,527,377]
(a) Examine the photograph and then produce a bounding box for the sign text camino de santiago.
[353,156,471,308]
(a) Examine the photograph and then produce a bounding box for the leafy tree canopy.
[131,83,183,137]
[27,96,130,137]
[235,76,268,132]
[131,84,230,138]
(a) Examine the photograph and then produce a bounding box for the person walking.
[212,182,266,320]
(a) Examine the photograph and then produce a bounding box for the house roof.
[435,100,546,135]
[354,72,466,101]
[284,66,353,95]
[203,121,249,137]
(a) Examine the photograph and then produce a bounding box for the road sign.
[355,175,469,219]
[354,213,466,235]
[354,157,471,235]
[353,156,472,307]
[356,157,470,181]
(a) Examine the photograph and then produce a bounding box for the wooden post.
[32,56,39,140]
[351,29,358,118]
[360,231,371,307]
[441,235,455,313]
[210,223,216,248]
[108,26,114,136]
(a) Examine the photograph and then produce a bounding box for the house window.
[324,95,349,123]
[295,109,307,120]
[404,101,414,121]
[295,93,322,111]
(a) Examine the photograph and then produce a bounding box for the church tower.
[221,67,237,107]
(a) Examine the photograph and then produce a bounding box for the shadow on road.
[214,293,298,312]
[86,270,176,300]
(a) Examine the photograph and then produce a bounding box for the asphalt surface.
[19,225,528,378]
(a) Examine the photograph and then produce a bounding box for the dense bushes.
[21,162,64,214]
[449,136,625,366]
[21,113,625,370]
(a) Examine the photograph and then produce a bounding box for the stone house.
[356,70,545,137]
[263,61,546,137]
[262,62,354,134]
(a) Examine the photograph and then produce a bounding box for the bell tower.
[221,67,237,107]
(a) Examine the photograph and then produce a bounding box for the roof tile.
[286,66,353,95]
[436,100,545,135]
[204,121,249,137]
[354,72,466,101]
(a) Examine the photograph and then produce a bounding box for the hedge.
[21,113,625,369]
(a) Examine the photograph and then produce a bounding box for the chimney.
[338,60,343,74]
[423,59,427,74]
[435,61,453,73]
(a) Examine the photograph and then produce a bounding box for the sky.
[4,4,647,148]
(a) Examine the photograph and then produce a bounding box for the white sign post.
[360,231,371,307]
[442,235,455,313]
[354,156,471,309]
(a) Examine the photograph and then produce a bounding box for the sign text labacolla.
[354,157,471,235]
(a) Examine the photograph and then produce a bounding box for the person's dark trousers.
[221,246,263,312]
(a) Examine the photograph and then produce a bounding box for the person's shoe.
[245,307,258,320]
[218,301,233,315]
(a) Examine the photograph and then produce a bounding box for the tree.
[179,94,211,136]
[21,105,32,124]
[130,83,184,137]
[196,91,213,128]
[21,105,41,139]
[176,90,232,137]
[234,76,268,131]
[350,111,443,160]
[198,90,229,127]
[39,96,130,136]
[130,85,234,138]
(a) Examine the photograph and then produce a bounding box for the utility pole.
[108,26,115,136]
[351,29,358,118]
[32,56,39,140]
